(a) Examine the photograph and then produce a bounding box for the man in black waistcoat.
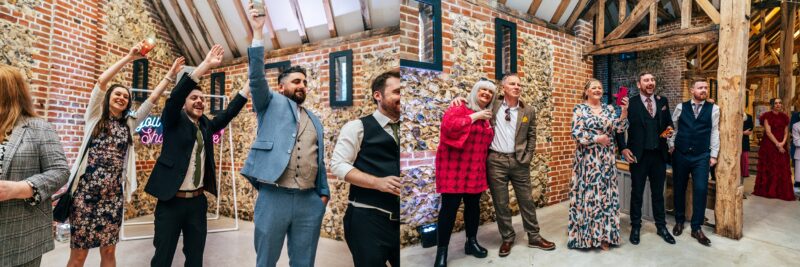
[331,70,401,267]
[616,72,676,245]
[668,79,719,246]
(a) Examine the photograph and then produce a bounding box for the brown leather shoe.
[528,237,556,251]
[499,241,513,257]
[691,230,712,247]
[672,223,684,236]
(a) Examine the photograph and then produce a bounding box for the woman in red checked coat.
[433,79,497,267]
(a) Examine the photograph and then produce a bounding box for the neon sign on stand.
[135,115,225,145]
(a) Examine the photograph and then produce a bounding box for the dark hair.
[638,71,655,82]
[371,70,400,104]
[277,66,307,85]
[92,84,133,143]
[770,98,780,107]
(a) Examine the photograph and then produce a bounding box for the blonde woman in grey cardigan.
[65,44,184,267]
[0,64,70,267]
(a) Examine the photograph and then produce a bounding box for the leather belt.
[175,188,204,198]
[350,204,399,222]
[489,150,515,156]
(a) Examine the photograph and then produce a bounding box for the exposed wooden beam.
[596,0,606,44]
[780,1,796,108]
[605,0,658,40]
[696,44,703,70]
[566,0,591,28]
[232,0,253,42]
[359,0,373,31]
[649,2,657,34]
[528,0,544,16]
[694,0,720,24]
[260,2,280,49]
[149,0,197,65]
[206,0,241,58]
[183,0,214,50]
[584,0,599,20]
[587,25,718,55]
[630,0,673,20]
[288,0,309,43]
[619,0,627,22]
[681,0,691,28]
[550,0,572,24]
[498,0,508,4]
[167,0,205,62]
[322,0,338,37]
[714,0,747,240]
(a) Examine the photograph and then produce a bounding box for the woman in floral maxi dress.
[568,79,629,250]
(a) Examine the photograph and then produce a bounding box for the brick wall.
[399,0,594,245]
[0,0,180,165]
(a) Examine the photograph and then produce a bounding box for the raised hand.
[470,109,493,121]
[126,43,145,61]
[204,44,224,68]
[450,97,467,108]
[167,57,185,78]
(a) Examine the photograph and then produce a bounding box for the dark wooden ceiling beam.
[232,0,253,43]
[528,0,544,16]
[289,0,310,43]
[149,0,197,65]
[566,0,591,29]
[206,0,241,58]
[605,0,658,40]
[359,0,373,31]
[587,24,718,55]
[167,0,205,62]
[694,0,720,24]
[322,0,338,37]
[550,0,572,24]
[182,0,214,49]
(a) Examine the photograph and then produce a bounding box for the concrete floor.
[401,177,800,267]
[41,215,353,267]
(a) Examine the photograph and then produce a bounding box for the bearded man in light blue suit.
[241,4,330,267]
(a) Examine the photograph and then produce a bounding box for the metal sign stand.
[119,89,240,241]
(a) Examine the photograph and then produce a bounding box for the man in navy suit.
[241,4,330,267]
[668,79,720,247]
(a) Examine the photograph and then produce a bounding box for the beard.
[283,89,306,105]
[380,99,401,119]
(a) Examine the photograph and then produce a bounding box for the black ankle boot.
[464,237,488,258]
[434,246,448,267]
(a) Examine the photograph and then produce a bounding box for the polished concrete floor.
[401,177,800,267]
[41,215,353,266]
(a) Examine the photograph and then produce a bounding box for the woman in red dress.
[433,79,497,267]
[755,98,796,201]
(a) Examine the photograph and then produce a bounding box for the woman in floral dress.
[66,44,183,266]
[568,79,629,250]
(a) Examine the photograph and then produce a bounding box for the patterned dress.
[70,119,129,249]
[568,103,629,249]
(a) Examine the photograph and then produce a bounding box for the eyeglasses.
[505,107,511,121]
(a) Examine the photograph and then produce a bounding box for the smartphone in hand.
[615,86,628,106]
[253,0,266,17]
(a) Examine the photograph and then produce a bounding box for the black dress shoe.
[434,246,448,267]
[629,227,640,245]
[464,237,488,258]
[656,227,676,244]
[673,223,684,236]
[691,230,712,247]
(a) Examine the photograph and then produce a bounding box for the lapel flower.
[522,116,528,123]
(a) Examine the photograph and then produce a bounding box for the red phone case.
[615,86,628,106]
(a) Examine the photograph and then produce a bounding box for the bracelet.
[23,180,42,206]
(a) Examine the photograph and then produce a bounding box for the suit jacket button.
[287,150,291,154]
[292,133,296,138]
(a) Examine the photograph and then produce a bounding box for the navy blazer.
[615,94,673,161]
[145,73,248,201]
[240,46,330,197]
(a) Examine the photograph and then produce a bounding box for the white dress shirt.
[668,100,721,158]
[490,100,519,153]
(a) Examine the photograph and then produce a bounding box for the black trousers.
[672,151,711,231]
[343,205,399,267]
[151,195,208,267]
[437,193,481,246]
[629,149,667,228]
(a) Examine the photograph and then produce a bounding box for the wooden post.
[649,2,657,34]
[714,0,748,240]
[681,0,691,28]
[597,0,605,45]
[780,1,796,111]
[619,0,627,22]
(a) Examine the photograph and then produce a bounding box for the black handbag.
[52,183,73,223]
